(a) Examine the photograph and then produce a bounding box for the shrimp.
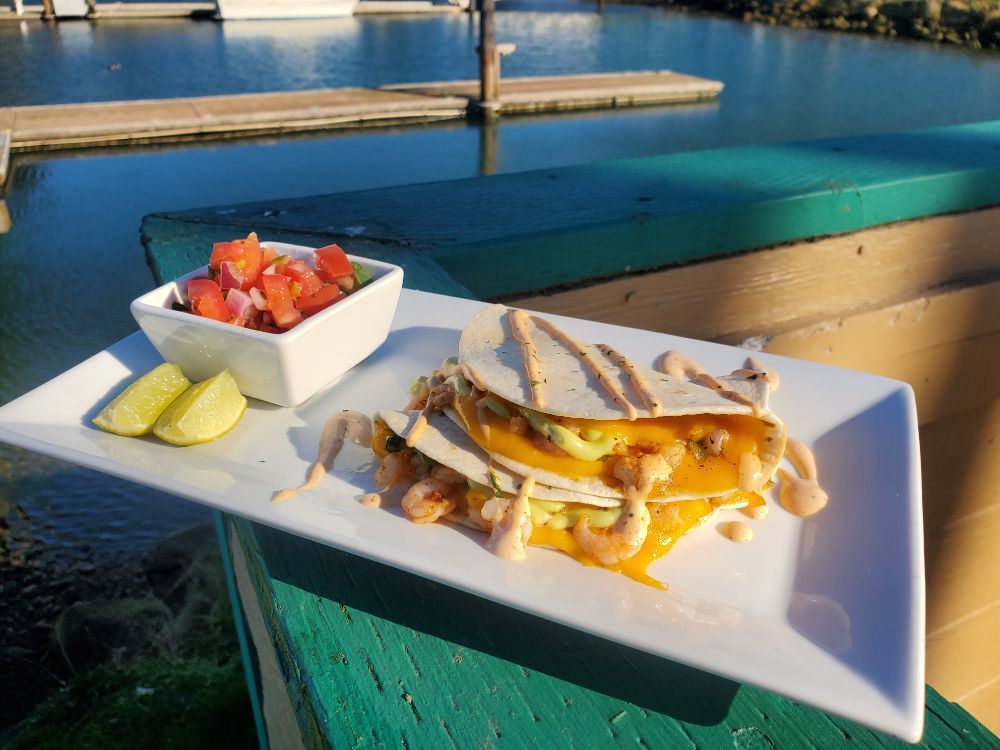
[431,464,467,484]
[374,453,405,488]
[401,478,458,524]
[573,516,647,566]
[703,428,729,457]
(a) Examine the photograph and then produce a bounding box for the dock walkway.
[0,71,723,153]
[0,0,461,19]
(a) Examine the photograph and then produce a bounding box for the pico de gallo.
[177,233,374,333]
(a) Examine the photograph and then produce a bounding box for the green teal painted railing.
[142,120,1000,749]
[144,120,1000,300]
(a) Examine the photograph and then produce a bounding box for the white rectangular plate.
[0,289,924,741]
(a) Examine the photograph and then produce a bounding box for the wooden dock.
[386,71,724,113]
[1,0,463,18]
[0,72,724,152]
[0,2,215,19]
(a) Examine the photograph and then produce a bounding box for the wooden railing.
[142,119,1000,745]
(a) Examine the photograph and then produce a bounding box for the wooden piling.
[477,0,499,123]
[0,129,10,189]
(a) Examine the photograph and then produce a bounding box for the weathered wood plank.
[762,280,1000,425]
[6,89,468,151]
[921,400,1000,567]
[960,682,1000,740]
[149,121,1000,299]
[927,596,1000,708]
[383,70,724,113]
[515,208,1000,345]
[3,72,722,152]
[220,514,996,749]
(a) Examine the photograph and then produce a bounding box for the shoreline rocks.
[623,0,1000,48]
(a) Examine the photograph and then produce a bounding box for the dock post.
[477,0,499,123]
[41,0,54,17]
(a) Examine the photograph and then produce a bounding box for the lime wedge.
[93,363,191,437]
[153,370,247,446]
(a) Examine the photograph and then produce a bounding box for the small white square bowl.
[131,240,404,407]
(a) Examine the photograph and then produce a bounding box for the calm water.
[2,5,1000,560]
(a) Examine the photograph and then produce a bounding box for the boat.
[214,0,359,19]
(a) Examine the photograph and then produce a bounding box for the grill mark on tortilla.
[274,411,373,503]
[694,372,762,417]
[658,351,764,417]
[509,309,546,410]
[597,343,662,417]
[530,315,639,421]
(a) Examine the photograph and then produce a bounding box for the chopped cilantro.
[489,472,503,498]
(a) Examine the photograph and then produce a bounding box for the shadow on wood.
[248,520,742,727]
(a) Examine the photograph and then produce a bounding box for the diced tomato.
[187,279,229,322]
[262,246,278,266]
[295,284,346,317]
[261,274,303,329]
[283,260,324,297]
[209,241,242,270]
[314,244,353,282]
[210,233,265,291]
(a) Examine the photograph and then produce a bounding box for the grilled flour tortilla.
[376,406,748,587]
[370,307,787,589]
[454,304,787,502]
[379,409,620,507]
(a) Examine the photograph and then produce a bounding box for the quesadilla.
[369,305,787,588]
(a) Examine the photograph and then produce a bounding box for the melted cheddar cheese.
[528,498,719,589]
[454,393,771,499]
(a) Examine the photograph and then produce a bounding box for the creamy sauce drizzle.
[738,452,764,493]
[778,439,829,517]
[721,521,754,543]
[656,351,760,415]
[530,315,639,420]
[487,475,535,561]
[273,410,374,503]
[361,493,382,508]
[509,309,546,410]
[617,455,662,547]
[695,372,761,416]
[741,502,769,520]
[745,356,781,392]
[656,351,706,380]
[597,343,662,417]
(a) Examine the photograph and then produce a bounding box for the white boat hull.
[215,0,358,19]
